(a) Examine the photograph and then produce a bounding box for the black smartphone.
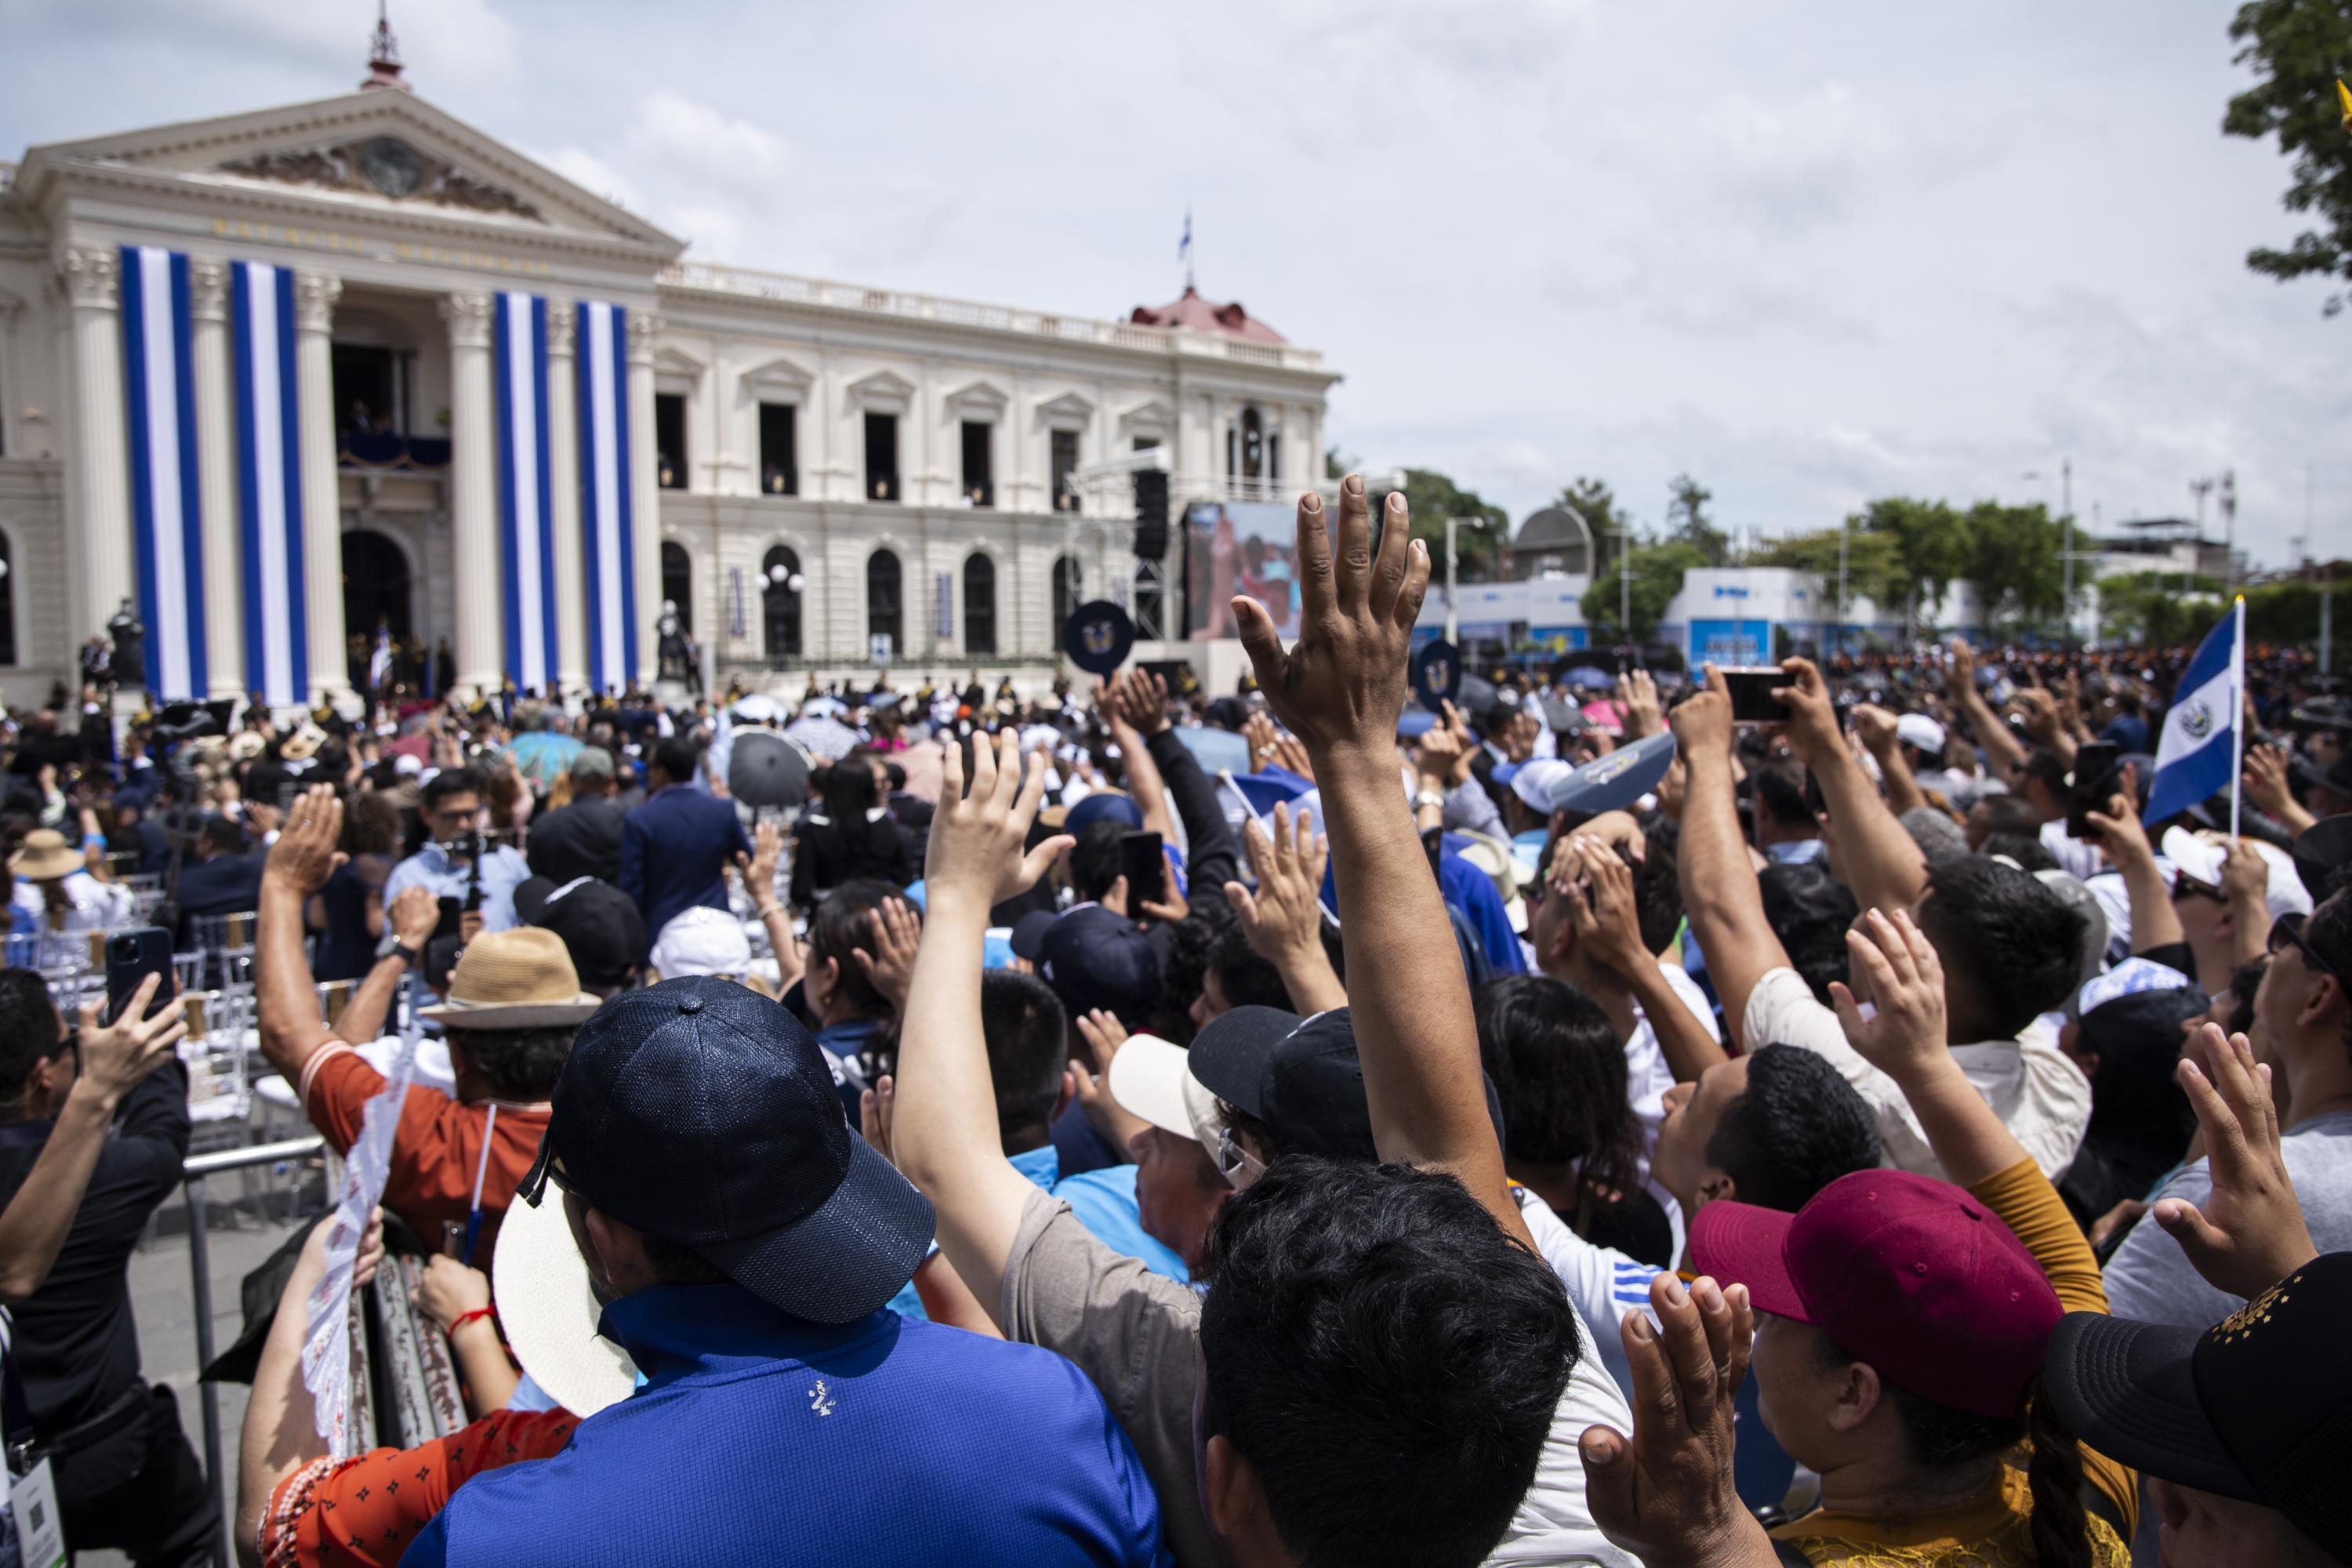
[2067,742,2122,842]
[434,895,463,942]
[104,927,178,1025]
[1720,667,1791,725]
[1119,830,1167,913]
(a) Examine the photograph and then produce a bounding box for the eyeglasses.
[1214,1126,1266,1189]
[2268,913,2340,980]
[2172,874,2225,904]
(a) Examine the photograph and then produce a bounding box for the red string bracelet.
[447,1306,496,1336]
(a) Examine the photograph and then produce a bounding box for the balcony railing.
[657,261,1326,372]
[339,430,451,469]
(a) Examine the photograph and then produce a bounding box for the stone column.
[626,310,661,688]
[292,272,348,704]
[545,303,587,697]
[443,292,502,699]
[57,246,130,661]
[187,260,246,701]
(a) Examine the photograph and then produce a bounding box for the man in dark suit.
[172,816,265,949]
[619,736,752,954]
[526,746,626,886]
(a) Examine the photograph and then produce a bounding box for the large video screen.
[1184,500,1301,641]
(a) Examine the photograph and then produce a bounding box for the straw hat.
[9,829,83,882]
[227,731,267,762]
[278,722,327,761]
[492,1181,638,1416]
[419,927,603,1029]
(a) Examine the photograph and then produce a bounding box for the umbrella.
[1562,666,1614,690]
[784,715,861,761]
[503,732,583,791]
[728,730,814,810]
[1171,725,1252,779]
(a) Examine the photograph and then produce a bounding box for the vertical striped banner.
[577,300,637,693]
[231,261,308,706]
[494,292,558,693]
[120,245,208,699]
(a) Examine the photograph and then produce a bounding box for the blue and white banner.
[121,245,207,699]
[576,300,638,692]
[231,260,308,706]
[494,292,558,693]
[2143,601,2244,827]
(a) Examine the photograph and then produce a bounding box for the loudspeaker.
[1132,470,1170,558]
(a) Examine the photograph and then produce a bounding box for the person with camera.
[0,967,216,1564]
[383,765,531,937]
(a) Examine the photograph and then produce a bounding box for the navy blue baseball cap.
[1062,600,1135,677]
[1188,1004,1508,1162]
[535,977,934,1324]
[1037,905,1161,1027]
[1064,791,1145,833]
[1008,908,1059,963]
[1548,730,1678,815]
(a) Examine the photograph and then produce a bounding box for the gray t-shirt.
[999,1186,1636,1568]
[2101,1109,2352,1327]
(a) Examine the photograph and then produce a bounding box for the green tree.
[1964,502,2069,628]
[1665,474,1730,565]
[1755,527,1908,612]
[2225,0,2352,314]
[1854,497,1975,630]
[1369,468,1512,575]
[2096,572,2227,646]
[1551,477,1637,575]
[1584,539,1708,644]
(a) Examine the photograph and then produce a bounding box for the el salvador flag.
[2142,608,2242,826]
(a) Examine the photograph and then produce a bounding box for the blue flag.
[2142,605,2242,827]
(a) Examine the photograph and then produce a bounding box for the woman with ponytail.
[1690,909,2133,1566]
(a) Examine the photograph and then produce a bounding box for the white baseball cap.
[2160,828,2315,925]
[1107,1033,1225,1161]
[1896,714,1947,755]
[1503,758,1574,815]
[648,905,754,982]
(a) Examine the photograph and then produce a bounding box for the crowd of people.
[0,476,2348,1566]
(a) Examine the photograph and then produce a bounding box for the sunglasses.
[2172,874,2225,904]
[2268,913,2340,980]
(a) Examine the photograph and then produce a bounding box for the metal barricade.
[180,1134,325,1568]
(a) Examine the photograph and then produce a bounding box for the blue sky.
[4,0,2343,567]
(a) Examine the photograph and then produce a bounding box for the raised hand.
[1849,702,1900,757]
[1414,715,1472,788]
[1621,669,1664,740]
[859,1073,900,1167]
[2083,792,2155,868]
[1232,475,1430,757]
[2154,1025,2318,1299]
[1098,667,1171,737]
[1070,1009,1152,1156]
[925,729,1072,910]
[1138,849,1189,925]
[1769,657,1840,769]
[390,885,440,952]
[1579,1275,1772,1568]
[72,978,189,1107]
[851,897,923,1010]
[1563,837,1653,978]
[1669,666,1735,761]
[263,784,346,894]
[1828,908,1950,1082]
[1225,803,1330,971]
[2219,838,2270,911]
[2241,743,2293,818]
[739,821,784,906]
[1942,636,1976,707]
[2014,686,2064,746]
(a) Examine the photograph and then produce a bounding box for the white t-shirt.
[1518,1186,1669,1406]
[2039,818,2106,883]
[1487,1187,1641,1567]
[1624,960,1722,1153]
[1741,967,2091,1181]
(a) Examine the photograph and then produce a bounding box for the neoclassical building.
[0,39,1338,709]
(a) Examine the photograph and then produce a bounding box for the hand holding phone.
[1119,830,1167,914]
[1719,668,1791,726]
[103,927,178,1027]
[2066,741,2122,842]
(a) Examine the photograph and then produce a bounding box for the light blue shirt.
[383,841,532,933]
[887,1143,1186,1320]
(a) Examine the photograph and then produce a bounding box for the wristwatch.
[390,941,422,968]
[1413,790,1446,811]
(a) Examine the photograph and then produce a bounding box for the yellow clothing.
[1770,1157,2138,1566]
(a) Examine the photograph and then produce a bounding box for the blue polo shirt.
[405,1283,1167,1567]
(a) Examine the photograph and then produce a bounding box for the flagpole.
[2228,594,2246,840]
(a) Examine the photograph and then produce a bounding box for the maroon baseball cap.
[1690,1168,2062,1418]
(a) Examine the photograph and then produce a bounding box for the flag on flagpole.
[1178,205,1191,265]
[2143,605,2244,828]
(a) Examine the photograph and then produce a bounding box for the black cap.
[1189,1006,1377,1163]
[2045,1253,2352,1563]
[516,876,647,989]
[1036,906,1161,1027]
[2291,816,2352,902]
[1062,600,1135,677]
[2291,750,2352,803]
[546,978,934,1323]
[1187,1005,1508,1163]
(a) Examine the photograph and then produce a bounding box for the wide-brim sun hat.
[494,1174,640,1417]
[8,829,83,881]
[419,927,604,1029]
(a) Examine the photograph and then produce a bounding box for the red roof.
[1129,286,1287,344]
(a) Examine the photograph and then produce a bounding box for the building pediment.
[739,354,815,401]
[944,378,1010,419]
[1033,390,1095,429]
[846,368,916,412]
[1119,397,1174,434]
[13,89,682,256]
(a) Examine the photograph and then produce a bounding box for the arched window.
[866,549,903,654]
[761,545,801,664]
[661,540,692,633]
[1240,406,1265,480]
[963,554,996,656]
[1051,554,1082,632]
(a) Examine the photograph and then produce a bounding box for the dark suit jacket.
[619,785,752,949]
[172,851,265,948]
[526,797,626,887]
